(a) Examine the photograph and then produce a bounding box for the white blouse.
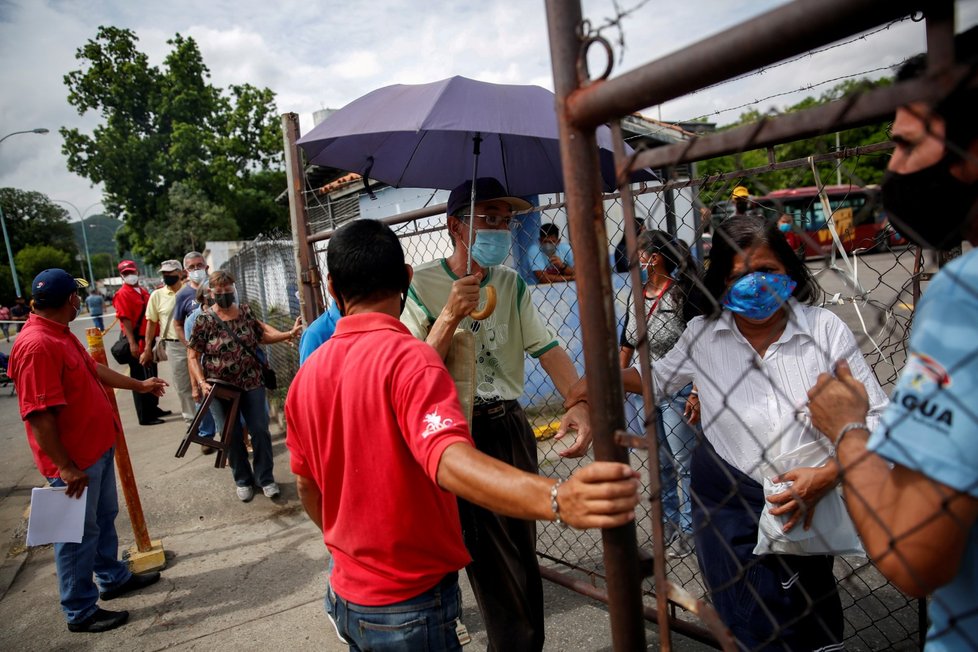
[637,299,889,483]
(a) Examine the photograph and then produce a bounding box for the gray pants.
[166,340,196,424]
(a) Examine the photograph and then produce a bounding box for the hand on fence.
[441,272,483,324]
[559,462,641,529]
[767,464,839,533]
[807,360,870,443]
[556,401,592,458]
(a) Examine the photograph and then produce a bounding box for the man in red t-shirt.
[285,220,640,650]
[112,260,166,425]
[8,269,167,633]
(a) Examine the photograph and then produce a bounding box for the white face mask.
[188,269,207,284]
[123,274,139,286]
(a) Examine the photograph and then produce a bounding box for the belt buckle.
[486,403,505,419]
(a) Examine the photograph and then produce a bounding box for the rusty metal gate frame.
[544,0,966,650]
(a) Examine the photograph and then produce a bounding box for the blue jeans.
[48,448,131,624]
[91,315,104,331]
[325,572,463,651]
[194,400,217,438]
[626,384,697,535]
[210,385,274,488]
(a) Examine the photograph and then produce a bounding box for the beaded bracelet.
[550,479,567,528]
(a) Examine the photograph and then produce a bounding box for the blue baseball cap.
[32,269,88,304]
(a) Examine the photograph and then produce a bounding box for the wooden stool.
[174,379,242,468]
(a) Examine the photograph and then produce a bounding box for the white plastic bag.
[753,438,865,557]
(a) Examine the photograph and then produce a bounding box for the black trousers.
[458,400,544,652]
[690,442,844,651]
[127,351,159,424]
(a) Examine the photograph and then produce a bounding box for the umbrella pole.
[466,133,483,276]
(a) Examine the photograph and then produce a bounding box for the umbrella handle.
[468,285,496,321]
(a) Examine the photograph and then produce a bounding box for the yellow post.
[86,327,166,573]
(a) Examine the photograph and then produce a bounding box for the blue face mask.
[778,222,792,233]
[470,229,511,267]
[723,272,797,320]
[639,262,650,284]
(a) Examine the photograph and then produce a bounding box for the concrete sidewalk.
[0,339,697,651]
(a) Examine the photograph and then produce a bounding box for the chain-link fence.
[221,234,301,419]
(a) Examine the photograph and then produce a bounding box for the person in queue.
[567,215,888,649]
[401,177,591,651]
[187,270,300,502]
[113,260,166,425]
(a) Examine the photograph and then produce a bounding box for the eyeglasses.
[460,213,514,228]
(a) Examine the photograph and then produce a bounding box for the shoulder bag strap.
[213,311,268,369]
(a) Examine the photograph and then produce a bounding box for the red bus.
[758,185,889,258]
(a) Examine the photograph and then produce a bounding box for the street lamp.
[0,128,50,297]
[53,199,102,287]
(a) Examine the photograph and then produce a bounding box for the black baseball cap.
[446,177,532,218]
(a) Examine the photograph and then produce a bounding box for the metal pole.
[546,2,646,650]
[0,128,49,297]
[0,203,21,297]
[566,0,918,129]
[53,200,100,287]
[282,113,322,325]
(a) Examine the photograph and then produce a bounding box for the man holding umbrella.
[401,177,591,651]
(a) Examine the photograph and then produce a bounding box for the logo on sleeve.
[422,409,454,438]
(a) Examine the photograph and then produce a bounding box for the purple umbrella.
[297,75,652,196]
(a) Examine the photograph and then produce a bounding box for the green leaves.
[61,26,288,262]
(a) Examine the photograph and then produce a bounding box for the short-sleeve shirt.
[869,249,978,651]
[285,312,472,605]
[8,314,121,478]
[10,303,29,320]
[84,294,104,315]
[298,302,341,365]
[145,285,181,340]
[173,284,198,325]
[112,283,151,345]
[189,304,264,391]
[401,260,558,403]
[527,242,574,273]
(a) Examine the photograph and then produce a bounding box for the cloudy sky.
[1,0,976,219]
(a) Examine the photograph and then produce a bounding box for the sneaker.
[67,608,129,633]
[262,483,281,499]
[668,533,693,559]
[236,485,254,502]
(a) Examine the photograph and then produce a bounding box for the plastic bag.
[753,438,865,557]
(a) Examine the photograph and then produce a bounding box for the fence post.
[546,2,647,650]
[282,112,322,326]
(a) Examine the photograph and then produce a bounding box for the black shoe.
[67,608,129,633]
[100,571,161,601]
[154,409,173,417]
[201,443,216,455]
[139,418,165,426]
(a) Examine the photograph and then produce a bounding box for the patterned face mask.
[723,272,797,320]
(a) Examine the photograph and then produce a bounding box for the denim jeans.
[210,385,274,488]
[48,448,131,624]
[325,572,463,651]
[91,315,104,331]
[194,400,217,438]
[626,384,697,535]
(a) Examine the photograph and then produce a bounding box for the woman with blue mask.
[568,215,888,650]
[619,230,699,559]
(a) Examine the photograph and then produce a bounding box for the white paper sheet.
[26,486,87,546]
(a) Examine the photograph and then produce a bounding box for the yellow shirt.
[145,285,181,340]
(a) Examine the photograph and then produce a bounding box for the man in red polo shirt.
[112,260,166,425]
[8,269,167,633]
[285,220,639,650]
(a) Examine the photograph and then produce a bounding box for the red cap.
[118,260,138,274]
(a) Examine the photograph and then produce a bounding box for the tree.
[61,27,288,260]
[141,182,239,260]
[15,245,74,294]
[697,78,893,206]
[0,188,80,255]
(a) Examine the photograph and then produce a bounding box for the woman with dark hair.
[613,217,646,273]
[620,230,698,557]
[572,215,888,649]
